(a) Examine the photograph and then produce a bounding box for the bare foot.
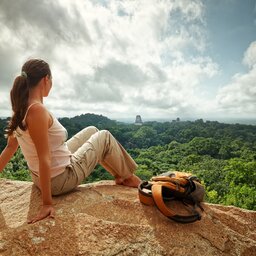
[115,176,124,185]
[122,174,142,188]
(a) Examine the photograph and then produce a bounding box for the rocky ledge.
[0,179,255,256]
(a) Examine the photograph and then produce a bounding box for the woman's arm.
[26,104,55,223]
[0,135,18,173]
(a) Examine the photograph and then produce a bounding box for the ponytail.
[6,76,29,136]
[6,59,51,137]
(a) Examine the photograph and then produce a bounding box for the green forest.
[0,114,255,210]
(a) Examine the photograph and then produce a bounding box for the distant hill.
[0,113,256,150]
[0,114,117,151]
[58,113,117,138]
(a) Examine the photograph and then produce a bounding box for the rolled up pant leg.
[71,130,137,182]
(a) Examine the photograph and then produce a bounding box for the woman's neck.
[28,89,43,105]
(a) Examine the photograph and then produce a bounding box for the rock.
[0,178,255,256]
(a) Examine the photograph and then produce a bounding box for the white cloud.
[216,41,256,116]
[243,41,256,68]
[0,0,219,119]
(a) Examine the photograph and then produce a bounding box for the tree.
[0,148,31,181]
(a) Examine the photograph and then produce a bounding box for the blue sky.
[206,0,256,86]
[0,0,255,121]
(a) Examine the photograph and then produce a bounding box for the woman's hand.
[28,205,55,224]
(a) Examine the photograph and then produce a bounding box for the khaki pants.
[32,126,138,196]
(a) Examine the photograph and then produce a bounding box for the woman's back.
[15,103,71,178]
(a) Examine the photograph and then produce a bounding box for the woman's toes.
[122,175,141,188]
[115,177,124,185]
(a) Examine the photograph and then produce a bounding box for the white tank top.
[14,103,71,178]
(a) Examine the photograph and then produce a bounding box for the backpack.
[138,171,205,223]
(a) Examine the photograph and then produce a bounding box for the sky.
[0,0,256,122]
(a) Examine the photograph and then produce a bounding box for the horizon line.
[0,114,256,125]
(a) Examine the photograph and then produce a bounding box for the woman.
[0,59,141,224]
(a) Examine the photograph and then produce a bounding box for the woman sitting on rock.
[0,59,141,224]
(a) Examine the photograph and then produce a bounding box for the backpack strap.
[138,181,178,206]
[138,181,155,206]
[151,184,202,223]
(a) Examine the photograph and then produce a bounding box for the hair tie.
[21,71,27,78]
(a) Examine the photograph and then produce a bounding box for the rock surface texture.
[0,179,255,256]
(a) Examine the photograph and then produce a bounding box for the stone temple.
[135,115,143,125]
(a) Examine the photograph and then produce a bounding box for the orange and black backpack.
[138,171,205,223]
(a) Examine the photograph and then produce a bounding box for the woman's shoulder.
[26,103,52,127]
[27,102,45,111]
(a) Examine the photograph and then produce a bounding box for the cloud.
[0,0,91,44]
[243,41,256,68]
[0,0,218,119]
[216,41,256,116]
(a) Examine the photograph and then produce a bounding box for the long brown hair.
[6,59,51,136]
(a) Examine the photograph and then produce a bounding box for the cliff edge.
[0,179,255,256]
